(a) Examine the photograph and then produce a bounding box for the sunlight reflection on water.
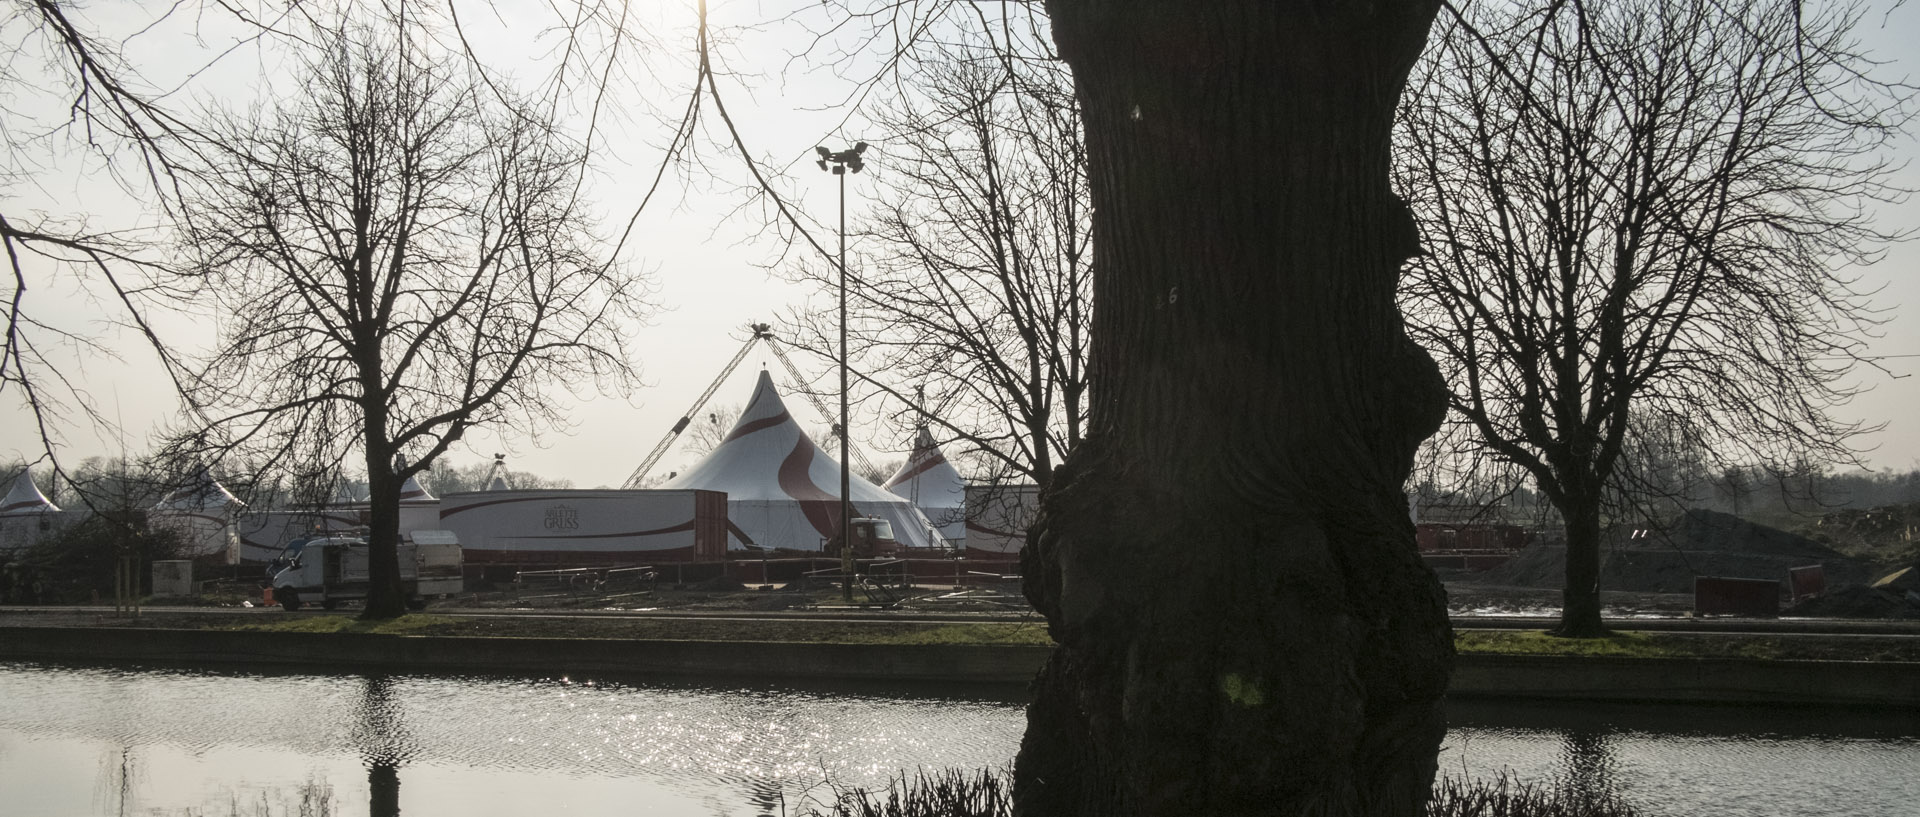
[3,661,1917,817]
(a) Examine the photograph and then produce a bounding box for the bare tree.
[681,403,742,458]
[0,2,658,553]
[0,1,224,476]
[788,20,1089,488]
[1396,0,1908,637]
[173,14,643,618]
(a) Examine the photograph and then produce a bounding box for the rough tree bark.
[1016,2,1451,815]
[362,436,406,620]
[1558,490,1607,637]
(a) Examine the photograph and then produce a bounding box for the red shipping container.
[1694,576,1781,617]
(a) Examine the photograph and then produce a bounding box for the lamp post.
[817,142,867,603]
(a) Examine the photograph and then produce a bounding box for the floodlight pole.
[817,142,867,603]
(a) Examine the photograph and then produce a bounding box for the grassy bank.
[228,613,1059,646]
[8,607,1916,662]
[1455,628,1920,662]
[213,614,1920,661]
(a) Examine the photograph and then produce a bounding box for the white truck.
[270,530,463,611]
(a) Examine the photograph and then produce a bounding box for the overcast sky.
[3,0,1917,489]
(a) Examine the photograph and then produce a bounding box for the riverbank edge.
[2,625,1915,708]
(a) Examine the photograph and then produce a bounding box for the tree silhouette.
[1397,0,1907,636]
[173,12,643,618]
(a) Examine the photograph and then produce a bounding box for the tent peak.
[1,470,59,515]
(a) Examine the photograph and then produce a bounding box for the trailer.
[268,530,463,611]
[438,489,728,566]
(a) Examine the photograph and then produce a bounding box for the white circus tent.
[395,456,438,505]
[0,470,74,555]
[1,470,59,515]
[150,465,245,561]
[664,370,942,551]
[339,458,443,541]
[882,426,967,544]
[233,462,439,565]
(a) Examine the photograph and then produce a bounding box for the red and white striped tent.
[882,426,967,544]
[664,370,943,551]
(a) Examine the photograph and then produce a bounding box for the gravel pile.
[1786,585,1920,619]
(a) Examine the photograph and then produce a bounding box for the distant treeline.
[1414,465,1920,528]
[0,456,572,511]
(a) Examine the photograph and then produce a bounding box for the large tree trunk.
[361,414,408,620]
[1555,490,1609,638]
[1015,2,1450,815]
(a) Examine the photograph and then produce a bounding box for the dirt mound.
[1786,585,1920,619]
[1473,545,1866,594]
[1474,544,1569,588]
[1668,509,1846,559]
[1472,510,1871,594]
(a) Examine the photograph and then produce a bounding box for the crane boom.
[764,336,882,479]
[621,324,772,488]
[622,324,884,489]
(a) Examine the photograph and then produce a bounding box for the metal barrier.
[515,565,657,593]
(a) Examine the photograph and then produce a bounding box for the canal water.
[3,660,1916,816]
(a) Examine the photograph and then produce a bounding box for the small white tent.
[396,457,437,504]
[150,466,244,561]
[0,471,71,555]
[388,457,443,534]
[664,370,942,551]
[484,454,513,491]
[882,427,967,544]
[1,470,59,515]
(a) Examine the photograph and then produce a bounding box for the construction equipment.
[622,323,878,488]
